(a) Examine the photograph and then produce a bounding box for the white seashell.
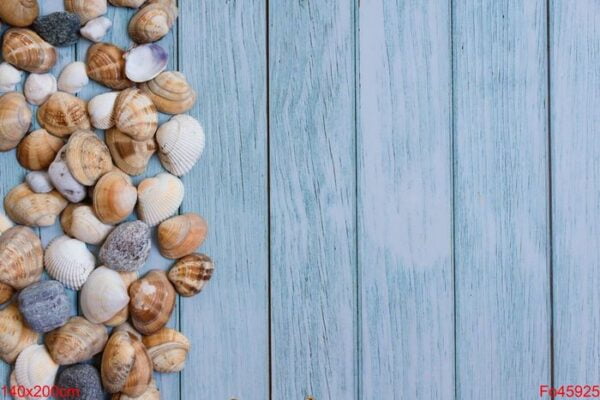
[25,171,54,193]
[0,62,22,92]
[156,115,205,176]
[80,266,130,324]
[80,16,112,42]
[125,44,168,83]
[58,62,89,94]
[15,345,59,400]
[137,172,184,226]
[0,213,14,235]
[24,73,57,106]
[48,147,86,203]
[61,204,114,245]
[88,91,119,129]
[44,235,95,290]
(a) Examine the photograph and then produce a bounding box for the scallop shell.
[24,73,57,106]
[140,71,196,114]
[44,235,95,290]
[4,183,67,227]
[142,327,189,373]
[88,91,119,129]
[106,128,156,176]
[2,28,57,73]
[111,378,160,400]
[0,226,43,290]
[64,0,107,25]
[25,171,54,193]
[168,253,214,297]
[93,170,138,224]
[110,0,148,7]
[48,146,87,203]
[0,0,39,27]
[37,92,90,138]
[86,43,133,90]
[137,173,184,226]
[45,316,108,365]
[81,16,113,42]
[114,88,158,140]
[65,130,113,185]
[0,62,23,92]
[156,114,205,176]
[61,204,114,245]
[158,213,208,259]
[0,92,32,151]
[14,345,58,400]
[124,43,168,83]
[17,129,63,170]
[80,266,130,324]
[58,61,89,94]
[0,282,15,305]
[128,0,177,43]
[129,270,176,335]
[0,213,14,235]
[0,303,39,363]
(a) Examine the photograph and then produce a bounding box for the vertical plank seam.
[266,0,272,398]
[450,0,458,398]
[354,0,361,398]
[175,1,182,398]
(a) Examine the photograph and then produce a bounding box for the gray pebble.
[49,147,86,203]
[33,12,80,47]
[25,171,54,193]
[99,221,151,272]
[57,364,104,400]
[18,280,70,333]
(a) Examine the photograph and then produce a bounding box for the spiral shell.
[142,327,189,373]
[57,61,89,94]
[158,213,208,259]
[0,303,39,363]
[38,92,90,138]
[65,130,113,185]
[114,88,158,141]
[111,378,160,400]
[45,316,108,365]
[93,170,138,224]
[4,183,67,227]
[168,253,214,297]
[137,173,184,226]
[65,0,108,25]
[0,0,39,27]
[86,43,134,90]
[156,114,205,176]
[61,204,114,245]
[2,28,57,73]
[14,345,58,400]
[0,226,42,290]
[44,235,95,290]
[17,129,63,171]
[0,92,32,151]
[129,270,176,335]
[128,0,177,43]
[88,91,119,129]
[80,266,130,324]
[106,127,156,176]
[24,73,57,106]
[140,71,196,114]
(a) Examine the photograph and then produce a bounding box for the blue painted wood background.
[0,0,598,399]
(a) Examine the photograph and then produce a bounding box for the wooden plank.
[358,0,454,398]
[269,1,356,399]
[551,0,600,388]
[453,0,550,398]
[179,1,268,399]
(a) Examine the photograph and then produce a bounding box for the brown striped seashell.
[111,378,160,400]
[45,316,108,365]
[64,0,107,25]
[168,253,214,297]
[137,172,184,226]
[129,270,176,335]
[142,327,189,373]
[61,204,113,245]
[4,183,67,227]
[2,28,57,73]
[17,129,64,171]
[114,88,158,141]
[93,170,138,224]
[106,128,156,176]
[0,303,39,363]
[114,322,142,341]
[128,0,177,44]
[86,43,133,90]
[157,213,208,259]
[140,71,196,114]
[14,344,59,398]
[0,92,32,151]
[37,92,90,138]
[109,0,148,8]
[105,271,138,327]
[65,130,113,185]
[0,0,39,27]
[0,282,15,305]
[0,226,43,290]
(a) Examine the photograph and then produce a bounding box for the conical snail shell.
[158,213,208,259]
[14,344,58,400]
[4,183,67,227]
[65,130,113,185]
[137,173,184,226]
[61,204,113,245]
[65,0,108,25]
[0,0,39,27]
[2,28,57,73]
[0,303,39,363]
[106,127,156,176]
[17,129,64,171]
[114,88,158,141]
[0,92,32,151]
[0,282,15,305]
[93,170,138,224]
[129,270,176,335]
[0,226,43,290]
[168,253,214,297]
[44,235,95,290]
[38,92,90,138]
[86,43,133,90]
[140,71,196,114]
[24,73,57,106]
[81,267,130,324]
[88,91,119,129]
[45,316,108,365]
[142,327,190,373]
[111,378,160,400]
[110,0,148,8]
[128,0,177,43]
[156,114,205,176]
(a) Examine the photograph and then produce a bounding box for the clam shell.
[99,221,151,272]
[111,378,160,400]
[65,0,107,25]
[65,130,113,185]
[142,327,190,373]
[88,91,119,129]
[45,316,108,365]
[0,282,15,305]
[61,204,114,245]
[114,322,142,340]
[86,43,133,90]
[156,114,205,176]
[58,61,89,94]
[0,226,43,290]
[104,272,138,327]
[125,43,168,82]
[0,0,39,27]
[137,173,184,226]
[0,213,14,235]
[38,92,90,138]
[158,213,208,259]
[4,183,67,227]
[93,170,138,224]
[0,62,23,92]
[128,0,177,43]
[80,266,130,324]
[48,146,87,203]
[110,0,148,7]
[129,270,176,335]
[14,345,59,400]
[106,127,156,176]
[0,303,38,363]
[81,16,113,42]
[18,280,71,333]
[114,88,158,140]
[44,235,95,290]
[0,92,32,151]
[17,129,63,170]
[25,171,54,193]
[2,28,57,73]
[168,253,214,297]
[140,71,196,114]
[24,73,57,106]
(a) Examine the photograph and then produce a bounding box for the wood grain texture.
[551,0,600,387]
[453,0,551,398]
[359,0,454,398]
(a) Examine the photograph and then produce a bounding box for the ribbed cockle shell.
[156,114,205,176]
[137,172,184,226]
[15,344,58,400]
[44,235,95,290]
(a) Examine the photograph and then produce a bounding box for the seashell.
[112,378,160,400]
[2,28,57,73]
[156,114,205,176]
[137,173,184,226]
[158,213,208,259]
[48,147,87,203]
[110,0,148,8]
[142,327,190,373]
[44,235,95,290]
[114,322,142,340]
[17,129,63,170]
[0,226,43,289]
[168,253,214,297]
[86,43,133,90]
[57,364,104,400]
[25,171,53,193]
[0,0,39,27]
[0,62,23,92]
[125,43,168,82]
[99,221,151,272]
[65,130,113,185]
[105,272,138,327]
[38,92,90,138]
[18,280,70,333]
[14,345,59,400]
[24,73,57,106]
[0,92,32,151]
[32,12,80,47]
[114,88,158,140]
[45,316,108,365]
[65,0,108,25]
[0,282,15,304]
[93,171,138,224]
[129,270,176,335]
[0,303,38,363]
[81,16,112,42]
[58,62,89,94]
[106,127,156,176]
[0,213,14,235]
[80,267,130,324]
[101,330,152,397]
[128,0,177,44]
[140,71,196,114]
[4,183,67,227]
[61,204,113,245]
[88,91,119,129]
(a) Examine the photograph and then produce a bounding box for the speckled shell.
[2,29,57,73]
[24,73,57,106]
[0,226,43,290]
[88,91,119,129]
[4,183,67,227]
[93,170,138,224]
[0,304,39,363]
[0,92,32,151]
[156,114,205,176]
[80,266,130,324]
[61,204,113,245]
[0,282,15,305]
[106,127,156,176]
[168,253,214,297]
[37,92,90,138]
[0,213,14,235]
[86,43,133,90]
[140,71,195,115]
[44,235,95,290]
[158,213,208,259]
[128,0,177,43]
[109,0,147,7]
[137,173,184,226]
[65,130,113,185]
[17,129,63,170]
[142,327,189,373]
[111,378,160,400]
[0,0,39,27]
[129,270,176,335]
[14,344,58,399]
[65,0,107,25]
[114,88,158,141]
[45,316,108,365]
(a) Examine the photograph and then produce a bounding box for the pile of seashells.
[0,0,214,399]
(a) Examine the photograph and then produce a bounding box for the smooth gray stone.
[57,364,104,400]
[18,280,70,333]
[99,220,151,272]
[48,147,86,203]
